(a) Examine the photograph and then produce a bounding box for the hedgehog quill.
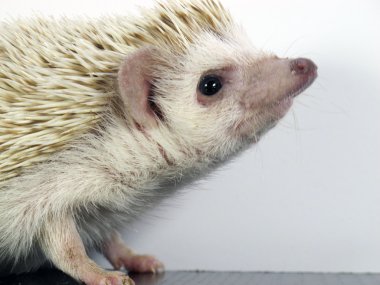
[0,0,317,284]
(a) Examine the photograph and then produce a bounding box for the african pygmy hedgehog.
[0,0,317,284]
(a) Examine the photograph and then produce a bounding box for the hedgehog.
[0,0,317,284]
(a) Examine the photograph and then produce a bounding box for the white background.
[1,0,379,273]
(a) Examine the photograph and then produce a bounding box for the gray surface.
[1,270,380,285]
[135,272,380,285]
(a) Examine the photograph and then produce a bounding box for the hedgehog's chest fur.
[40,111,234,244]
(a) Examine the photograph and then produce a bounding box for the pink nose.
[290,58,317,75]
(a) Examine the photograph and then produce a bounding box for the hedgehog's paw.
[103,233,164,273]
[106,248,164,273]
[83,270,134,285]
[121,254,164,274]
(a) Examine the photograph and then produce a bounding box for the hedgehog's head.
[117,27,317,157]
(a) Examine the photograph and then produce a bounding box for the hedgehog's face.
[189,51,318,142]
[118,30,317,156]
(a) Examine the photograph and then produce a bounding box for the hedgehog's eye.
[198,75,223,96]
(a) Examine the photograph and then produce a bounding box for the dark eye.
[198,75,223,96]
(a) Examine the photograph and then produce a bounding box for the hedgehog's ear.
[118,47,161,128]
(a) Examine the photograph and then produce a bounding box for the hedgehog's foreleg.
[102,232,164,274]
[40,215,134,285]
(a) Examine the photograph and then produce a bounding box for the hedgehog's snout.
[290,58,317,76]
[288,57,318,98]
